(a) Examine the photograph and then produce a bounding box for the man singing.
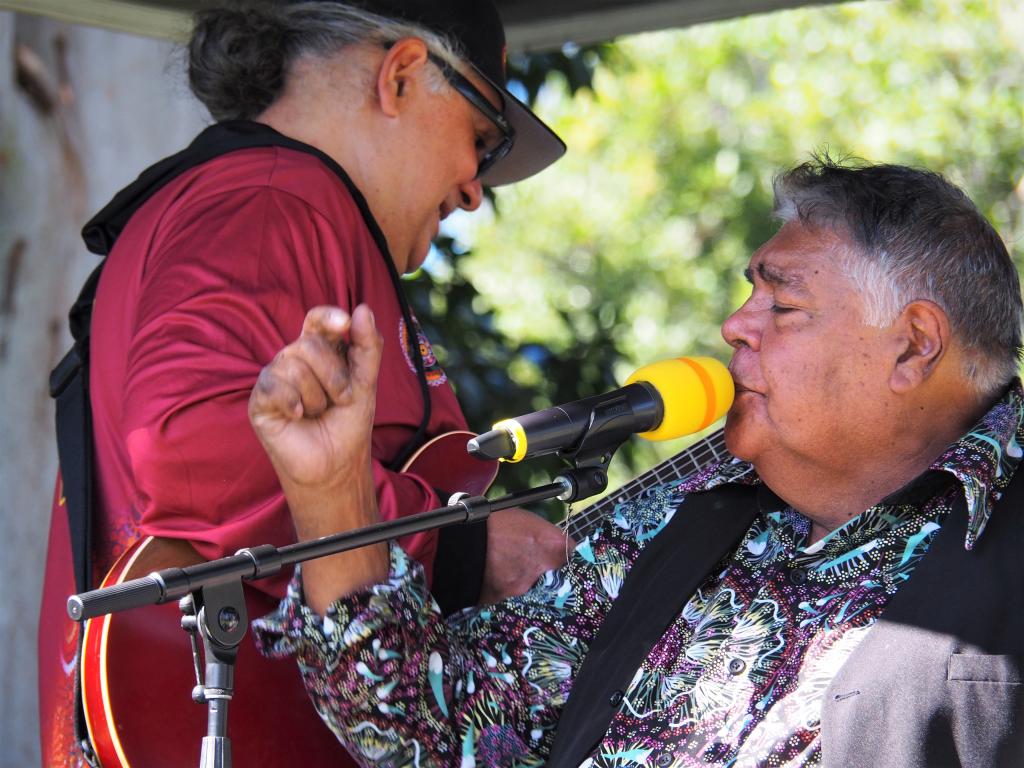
[249,157,1024,767]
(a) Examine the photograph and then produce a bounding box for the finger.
[347,304,383,397]
[250,363,308,422]
[270,352,331,417]
[251,346,335,422]
[281,333,354,407]
[300,305,352,347]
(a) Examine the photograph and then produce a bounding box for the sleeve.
[251,483,684,766]
[254,545,577,767]
[119,187,441,594]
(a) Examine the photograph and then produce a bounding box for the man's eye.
[771,305,796,314]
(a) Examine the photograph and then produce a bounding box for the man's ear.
[375,38,430,117]
[890,299,950,393]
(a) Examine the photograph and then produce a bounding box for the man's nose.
[721,299,761,351]
[458,179,484,212]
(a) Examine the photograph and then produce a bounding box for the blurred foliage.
[507,42,618,103]
[409,0,1024,513]
[407,42,618,507]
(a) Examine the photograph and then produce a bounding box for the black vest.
[546,474,1024,767]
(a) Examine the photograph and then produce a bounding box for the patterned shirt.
[254,383,1024,767]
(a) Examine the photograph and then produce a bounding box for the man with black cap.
[38,2,568,766]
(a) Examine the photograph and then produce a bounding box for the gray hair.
[773,154,1023,396]
[188,1,464,121]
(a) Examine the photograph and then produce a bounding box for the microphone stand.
[66,466,610,768]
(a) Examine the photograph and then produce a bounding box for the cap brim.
[474,69,567,187]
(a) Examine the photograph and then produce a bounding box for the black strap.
[48,263,102,596]
[382,270,433,471]
[545,484,759,767]
[547,463,1024,766]
[432,512,488,614]
[48,259,103,763]
[51,120,435,762]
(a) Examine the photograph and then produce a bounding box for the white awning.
[0,0,845,48]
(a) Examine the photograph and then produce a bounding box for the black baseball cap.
[330,0,567,186]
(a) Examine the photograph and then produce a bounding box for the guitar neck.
[562,428,730,541]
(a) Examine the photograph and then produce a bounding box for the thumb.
[348,304,383,395]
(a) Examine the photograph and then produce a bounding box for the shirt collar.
[929,379,1024,549]
[688,380,1024,550]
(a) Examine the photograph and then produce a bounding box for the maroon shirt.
[39,144,467,765]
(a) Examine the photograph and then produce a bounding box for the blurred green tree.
[410,0,1024,510]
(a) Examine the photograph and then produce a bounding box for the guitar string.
[559,431,727,536]
[575,430,727,514]
[560,429,729,540]
[561,459,718,538]
[572,443,722,530]
[562,438,725,540]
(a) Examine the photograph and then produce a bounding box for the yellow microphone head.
[624,357,735,441]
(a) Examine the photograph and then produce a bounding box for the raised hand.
[249,305,382,488]
[248,305,387,613]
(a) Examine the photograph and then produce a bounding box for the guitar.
[562,428,729,540]
[80,431,499,768]
[80,428,730,767]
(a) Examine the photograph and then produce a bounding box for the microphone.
[467,357,734,462]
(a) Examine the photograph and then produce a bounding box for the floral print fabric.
[253,383,1024,767]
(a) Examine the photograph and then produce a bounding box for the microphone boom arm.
[65,474,602,768]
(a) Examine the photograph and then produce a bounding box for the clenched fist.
[249,305,386,613]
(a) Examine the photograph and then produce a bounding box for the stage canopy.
[1,0,839,48]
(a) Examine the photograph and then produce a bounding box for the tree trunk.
[0,12,204,763]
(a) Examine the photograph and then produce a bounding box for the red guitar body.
[80,431,497,768]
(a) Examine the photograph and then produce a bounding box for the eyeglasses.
[428,54,515,180]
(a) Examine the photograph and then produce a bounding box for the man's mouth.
[730,375,760,396]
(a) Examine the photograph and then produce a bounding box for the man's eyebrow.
[744,262,809,293]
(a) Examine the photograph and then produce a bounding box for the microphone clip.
[561,391,646,470]
[551,392,649,502]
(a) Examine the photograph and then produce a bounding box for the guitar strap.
[49,263,103,767]
[544,483,759,767]
[49,120,434,763]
